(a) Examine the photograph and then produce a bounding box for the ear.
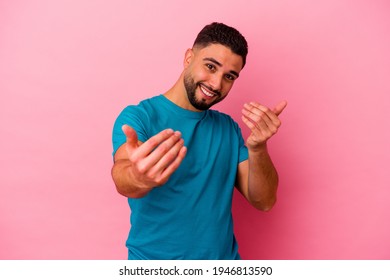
[183,48,194,68]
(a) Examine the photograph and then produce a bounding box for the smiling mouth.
[199,84,219,98]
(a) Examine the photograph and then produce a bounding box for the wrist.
[247,142,268,154]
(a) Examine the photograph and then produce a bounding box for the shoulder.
[207,109,240,128]
[112,96,160,153]
[208,109,230,120]
[117,95,162,119]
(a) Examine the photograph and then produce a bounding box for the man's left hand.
[241,100,287,151]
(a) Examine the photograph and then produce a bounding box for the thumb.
[122,124,138,151]
[273,100,288,116]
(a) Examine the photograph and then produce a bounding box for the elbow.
[251,196,277,212]
[115,185,150,199]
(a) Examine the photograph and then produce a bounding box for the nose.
[209,74,223,92]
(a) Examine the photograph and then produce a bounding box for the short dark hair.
[193,22,248,67]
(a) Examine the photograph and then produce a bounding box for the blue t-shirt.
[112,94,248,259]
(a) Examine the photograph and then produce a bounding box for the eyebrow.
[203,57,240,78]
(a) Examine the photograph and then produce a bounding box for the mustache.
[198,83,221,96]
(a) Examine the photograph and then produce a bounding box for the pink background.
[1,0,389,259]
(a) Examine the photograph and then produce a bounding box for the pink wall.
[1,0,389,259]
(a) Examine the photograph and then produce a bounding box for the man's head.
[182,22,248,111]
[193,22,248,68]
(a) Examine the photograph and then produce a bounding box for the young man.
[111,22,287,259]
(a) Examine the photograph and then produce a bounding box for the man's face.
[183,44,243,111]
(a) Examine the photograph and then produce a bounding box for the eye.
[225,74,236,81]
[205,63,216,71]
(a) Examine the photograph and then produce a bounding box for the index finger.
[130,129,174,160]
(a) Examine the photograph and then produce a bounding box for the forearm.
[111,159,152,198]
[247,144,279,211]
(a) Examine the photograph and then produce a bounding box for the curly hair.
[193,22,248,67]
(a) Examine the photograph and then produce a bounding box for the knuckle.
[274,119,282,127]
[246,121,255,129]
[165,152,176,163]
[147,137,158,147]
[253,115,261,123]
[158,142,170,154]
[270,126,278,134]
[129,154,152,175]
[265,133,272,140]
[136,162,148,174]
[128,154,137,163]
[155,177,167,186]
[258,111,266,119]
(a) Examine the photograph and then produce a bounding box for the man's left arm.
[235,101,287,211]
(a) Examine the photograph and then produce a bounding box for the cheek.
[192,66,210,81]
[222,81,234,93]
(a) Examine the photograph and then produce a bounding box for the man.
[111,22,287,260]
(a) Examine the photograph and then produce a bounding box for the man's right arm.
[111,125,187,198]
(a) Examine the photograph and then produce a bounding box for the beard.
[183,72,226,111]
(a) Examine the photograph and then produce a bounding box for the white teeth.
[200,86,214,97]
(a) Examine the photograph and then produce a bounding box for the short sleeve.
[225,114,248,163]
[237,126,249,163]
[112,105,149,157]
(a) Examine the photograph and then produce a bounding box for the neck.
[163,74,200,112]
